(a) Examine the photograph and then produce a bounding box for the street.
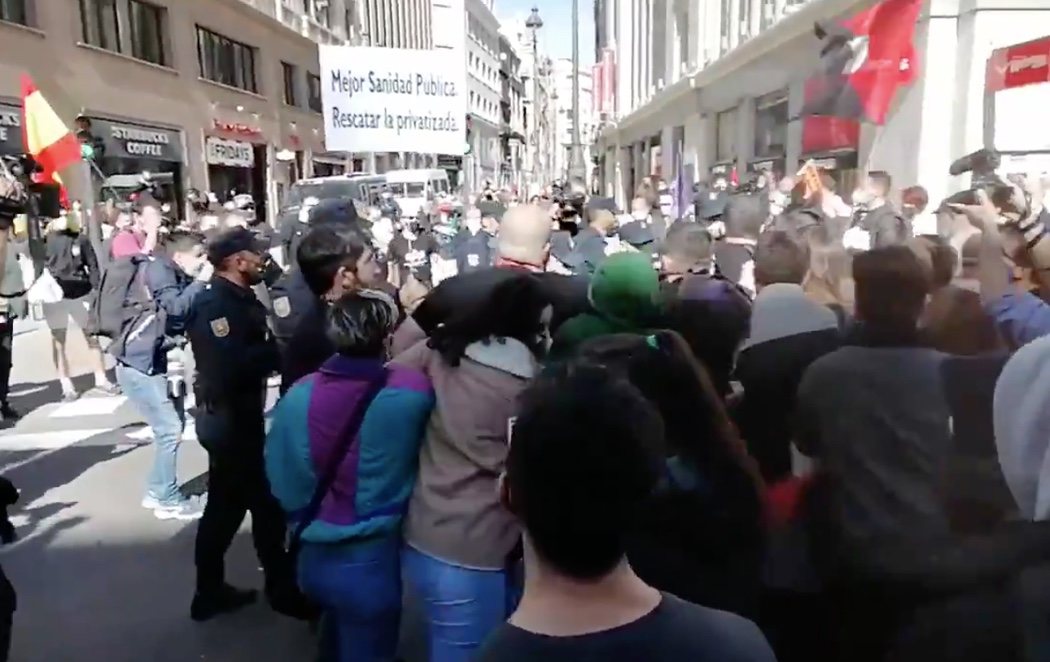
[0,320,314,661]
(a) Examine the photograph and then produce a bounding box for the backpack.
[85,256,155,339]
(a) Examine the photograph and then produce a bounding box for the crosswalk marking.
[0,429,113,451]
[48,396,128,419]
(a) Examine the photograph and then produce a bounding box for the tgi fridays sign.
[206,136,254,168]
[0,104,21,156]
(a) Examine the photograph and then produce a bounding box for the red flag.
[21,75,81,187]
[799,0,922,124]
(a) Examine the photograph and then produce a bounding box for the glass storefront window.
[716,108,736,163]
[754,90,788,158]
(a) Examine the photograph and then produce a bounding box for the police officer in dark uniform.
[269,198,364,360]
[451,207,494,275]
[187,227,312,622]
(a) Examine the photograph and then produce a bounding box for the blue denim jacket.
[113,257,205,375]
[986,291,1050,349]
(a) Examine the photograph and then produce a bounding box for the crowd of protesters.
[4,162,1050,661]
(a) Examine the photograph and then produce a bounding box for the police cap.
[206,227,270,265]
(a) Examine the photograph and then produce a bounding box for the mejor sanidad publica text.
[328,69,462,134]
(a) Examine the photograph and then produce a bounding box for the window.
[312,0,329,26]
[307,73,322,112]
[282,62,298,106]
[715,107,737,162]
[196,26,258,93]
[753,91,788,157]
[130,0,166,65]
[81,0,121,52]
[0,0,29,26]
[719,0,732,53]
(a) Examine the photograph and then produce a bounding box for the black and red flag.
[799,0,923,124]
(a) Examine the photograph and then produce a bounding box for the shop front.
[205,135,265,217]
[0,101,20,158]
[312,153,348,177]
[711,106,738,182]
[751,90,788,182]
[799,78,860,197]
[985,35,1050,165]
[87,116,185,209]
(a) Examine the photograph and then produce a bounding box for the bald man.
[390,204,589,356]
[496,204,552,270]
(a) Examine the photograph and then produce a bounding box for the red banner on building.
[592,48,616,116]
[986,35,1050,93]
[801,77,860,154]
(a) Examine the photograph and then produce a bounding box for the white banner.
[319,45,466,155]
[206,137,254,168]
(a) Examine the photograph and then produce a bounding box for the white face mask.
[852,189,874,209]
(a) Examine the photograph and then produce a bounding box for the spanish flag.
[21,75,80,186]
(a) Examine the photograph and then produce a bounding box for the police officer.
[269,198,363,357]
[452,207,493,275]
[186,227,312,622]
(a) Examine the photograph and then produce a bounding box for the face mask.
[852,189,873,208]
[632,210,648,221]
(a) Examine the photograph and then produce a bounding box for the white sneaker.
[153,496,205,521]
[141,495,162,510]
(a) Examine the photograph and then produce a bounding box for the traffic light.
[74,116,105,161]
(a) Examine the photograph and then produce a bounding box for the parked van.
[384,169,450,218]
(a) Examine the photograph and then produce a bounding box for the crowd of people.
[1,162,1050,661]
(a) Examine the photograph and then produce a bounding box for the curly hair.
[427,273,552,367]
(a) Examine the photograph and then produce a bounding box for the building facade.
[0,0,364,224]
[507,21,556,192]
[594,0,1050,210]
[464,0,502,193]
[499,32,527,192]
[551,58,595,181]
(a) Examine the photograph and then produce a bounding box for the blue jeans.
[116,363,185,505]
[403,545,517,662]
[298,537,401,662]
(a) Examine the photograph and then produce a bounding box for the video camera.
[0,154,62,229]
[944,148,1030,219]
[129,171,174,207]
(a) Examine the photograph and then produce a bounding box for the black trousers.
[194,410,291,595]
[0,320,12,404]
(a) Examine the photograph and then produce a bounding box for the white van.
[384,169,450,218]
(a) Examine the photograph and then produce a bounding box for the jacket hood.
[994,334,1050,521]
[464,336,538,379]
[588,252,661,325]
[742,283,839,350]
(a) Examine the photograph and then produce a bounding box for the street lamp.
[525,6,543,186]
[568,0,584,182]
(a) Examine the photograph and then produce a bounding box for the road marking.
[48,396,128,418]
[0,429,112,451]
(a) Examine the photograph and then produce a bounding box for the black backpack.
[85,256,155,339]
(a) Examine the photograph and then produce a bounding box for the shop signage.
[88,118,183,162]
[986,36,1050,93]
[750,159,780,173]
[0,103,20,156]
[206,136,254,168]
[710,163,731,175]
[212,118,263,138]
[801,78,859,155]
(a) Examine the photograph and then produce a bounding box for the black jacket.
[46,231,99,299]
[859,204,910,248]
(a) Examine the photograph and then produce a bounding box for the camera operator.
[0,169,24,422]
[950,174,1050,349]
[111,229,211,520]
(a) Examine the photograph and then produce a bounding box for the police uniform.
[187,228,304,620]
[452,229,493,275]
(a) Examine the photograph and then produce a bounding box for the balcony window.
[715,107,736,162]
[307,73,322,112]
[282,62,298,106]
[81,0,121,52]
[197,25,258,93]
[0,0,30,26]
[130,0,166,65]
